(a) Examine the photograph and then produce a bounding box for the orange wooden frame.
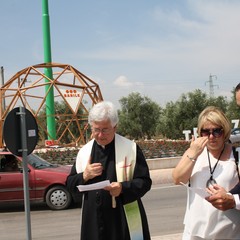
[0,63,103,148]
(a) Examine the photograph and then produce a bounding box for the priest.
[66,101,152,240]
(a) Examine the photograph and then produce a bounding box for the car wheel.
[45,186,72,210]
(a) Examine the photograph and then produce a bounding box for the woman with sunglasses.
[206,85,240,212]
[172,106,240,240]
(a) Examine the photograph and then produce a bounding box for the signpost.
[3,107,38,240]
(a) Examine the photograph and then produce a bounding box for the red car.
[0,151,81,210]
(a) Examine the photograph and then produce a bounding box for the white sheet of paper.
[180,182,210,198]
[77,180,111,192]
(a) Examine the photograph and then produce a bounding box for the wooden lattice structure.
[0,63,103,148]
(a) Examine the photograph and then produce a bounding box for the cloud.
[114,76,133,87]
[113,75,144,88]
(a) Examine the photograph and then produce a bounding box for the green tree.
[118,92,161,139]
[157,89,229,139]
[37,88,240,143]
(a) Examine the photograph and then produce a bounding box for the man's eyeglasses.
[92,128,113,135]
[200,128,223,138]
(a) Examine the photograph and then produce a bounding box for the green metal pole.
[42,0,56,140]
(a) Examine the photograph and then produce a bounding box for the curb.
[152,233,182,239]
[150,168,174,185]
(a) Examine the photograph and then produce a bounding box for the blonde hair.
[197,106,231,142]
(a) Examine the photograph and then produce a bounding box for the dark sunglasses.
[200,128,223,138]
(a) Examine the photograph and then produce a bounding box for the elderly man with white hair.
[66,101,152,240]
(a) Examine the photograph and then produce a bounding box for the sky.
[1,0,240,109]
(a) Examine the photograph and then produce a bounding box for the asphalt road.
[144,184,186,237]
[0,183,186,240]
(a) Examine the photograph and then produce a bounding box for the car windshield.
[27,154,57,169]
[232,128,240,134]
